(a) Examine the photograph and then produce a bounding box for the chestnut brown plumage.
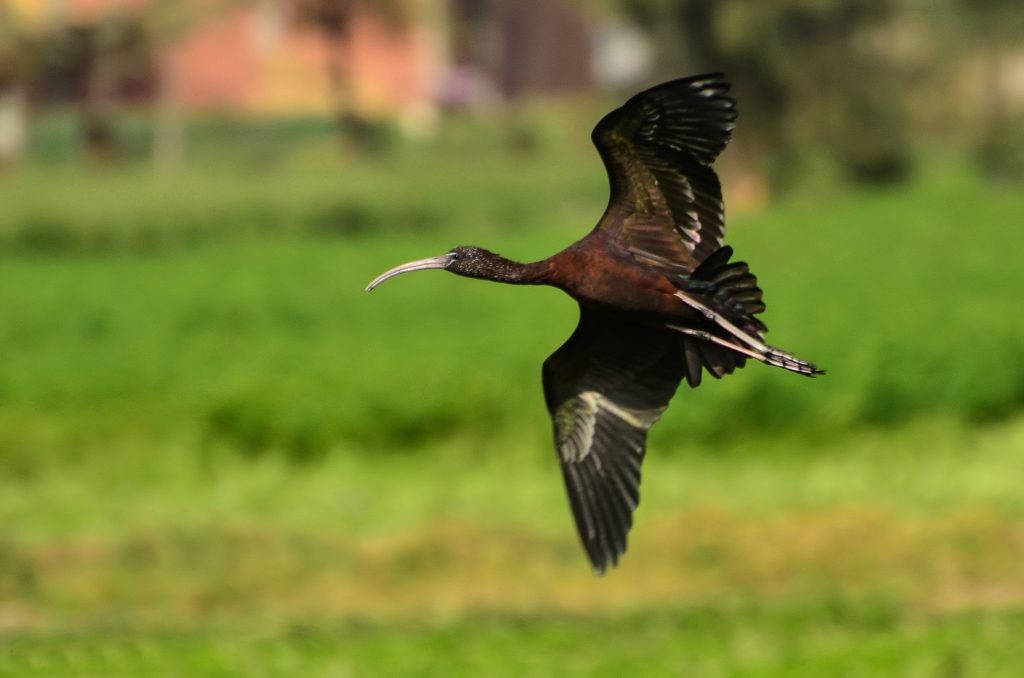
[366,74,823,573]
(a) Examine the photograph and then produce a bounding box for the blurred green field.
[5,604,1024,676]
[3,153,1023,466]
[2,122,1024,673]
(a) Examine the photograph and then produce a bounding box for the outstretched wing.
[593,74,737,272]
[542,309,685,573]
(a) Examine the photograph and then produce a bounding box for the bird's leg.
[667,326,764,361]
[668,324,822,375]
[673,290,770,353]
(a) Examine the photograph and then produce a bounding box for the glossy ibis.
[366,74,822,573]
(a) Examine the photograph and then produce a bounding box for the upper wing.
[542,309,685,573]
[592,74,737,272]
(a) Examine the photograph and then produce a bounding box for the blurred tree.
[942,0,1024,179]
[0,7,25,168]
[0,3,153,164]
[80,14,151,161]
[292,0,415,149]
[0,2,41,168]
[604,0,936,187]
[143,0,252,170]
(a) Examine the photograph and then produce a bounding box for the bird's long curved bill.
[365,254,451,291]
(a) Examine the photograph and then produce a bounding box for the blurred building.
[448,0,592,100]
[6,0,598,127]
[8,0,440,129]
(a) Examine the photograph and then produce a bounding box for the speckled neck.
[456,250,555,286]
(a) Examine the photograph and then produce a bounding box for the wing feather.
[542,310,685,573]
[592,74,737,272]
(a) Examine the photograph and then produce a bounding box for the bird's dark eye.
[450,252,460,260]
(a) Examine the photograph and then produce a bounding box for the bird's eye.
[450,252,460,260]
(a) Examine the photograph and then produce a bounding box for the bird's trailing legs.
[671,291,823,376]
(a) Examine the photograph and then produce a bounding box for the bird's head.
[365,246,503,291]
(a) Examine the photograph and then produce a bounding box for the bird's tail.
[671,246,824,379]
[675,246,766,333]
[759,345,823,376]
[669,325,824,378]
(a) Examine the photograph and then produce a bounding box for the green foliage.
[1,146,1023,470]
[608,0,1024,188]
[1,135,1022,661]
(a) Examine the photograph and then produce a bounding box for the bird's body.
[456,237,702,322]
[366,74,822,573]
[550,235,695,321]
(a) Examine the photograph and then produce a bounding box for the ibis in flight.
[366,74,822,573]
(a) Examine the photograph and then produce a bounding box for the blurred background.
[2,0,1024,674]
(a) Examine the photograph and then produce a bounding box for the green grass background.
[2,114,1024,675]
